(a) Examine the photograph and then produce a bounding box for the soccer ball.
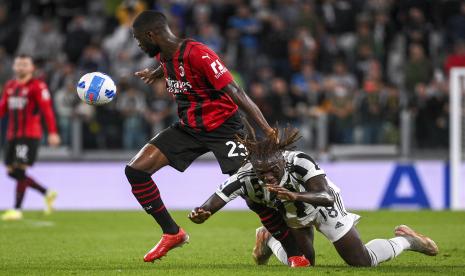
[76,72,117,105]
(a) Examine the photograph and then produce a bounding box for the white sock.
[266,236,288,265]
[365,237,411,266]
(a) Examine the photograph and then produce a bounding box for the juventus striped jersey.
[216,150,343,228]
[157,39,238,132]
[0,78,57,140]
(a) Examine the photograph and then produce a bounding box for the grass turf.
[0,210,464,275]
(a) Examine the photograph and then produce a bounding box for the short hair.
[15,54,35,64]
[132,10,168,32]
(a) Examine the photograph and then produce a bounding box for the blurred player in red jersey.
[126,11,302,263]
[0,55,60,221]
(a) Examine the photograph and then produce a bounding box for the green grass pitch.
[0,210,464,275]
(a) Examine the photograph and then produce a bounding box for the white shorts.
[314,206,361,242]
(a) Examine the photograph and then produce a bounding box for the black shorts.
[150,113,246,175]
[4,138,40,166]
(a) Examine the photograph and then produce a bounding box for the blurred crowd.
[0,0,463,150]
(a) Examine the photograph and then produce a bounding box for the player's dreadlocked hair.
[237,120,301,162]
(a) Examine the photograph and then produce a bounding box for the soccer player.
[0,54,60,221]
[189,127,439,267]
[128,11,280,262]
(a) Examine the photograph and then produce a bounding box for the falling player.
[128,11,281,262]
[189,127,439,267]
[0,54,60,221]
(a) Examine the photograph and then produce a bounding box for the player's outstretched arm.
[188,194,227,224]
[267,175,334,207]
[134,66,164,84]
[222,82,274,136]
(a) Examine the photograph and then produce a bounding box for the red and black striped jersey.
[0,78,57,140]
[158,39,238,132]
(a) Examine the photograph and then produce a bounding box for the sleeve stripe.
[293,165,309,177]
[215,191,232,203]
[221,179,243,197]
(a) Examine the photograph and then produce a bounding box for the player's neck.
[161,36,184,59]
[16,75,32,84]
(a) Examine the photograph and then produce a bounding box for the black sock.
[246,199,302,257]
[14,180,28,209]
[258,209,302,257]
[26,176,47,195]
[125,165,179,234]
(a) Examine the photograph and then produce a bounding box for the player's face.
[252,154,285,186]
[13,57,34,79]
[133,30,161,57]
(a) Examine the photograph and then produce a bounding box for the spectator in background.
[291,62,323,105]
[64,15,91,64]
[380,84,401,144]
[145,79,175,136]
[116,83,147,150]
[325,61,356,143]
[27,19,63,62]
[444,40,465,76]
[404,43,433,104]
[248,81,273,123]
[446,1,465,48]
[261,16,291,80]
[269,78,295,126]
[78,43,109,74]
[54,79,79,146]
[412,83,436,148]
[288,27,318,71]
[0,2,21,56]
[228,4,261,74]
[194,23,223,53]
[0,47,12,87]
[403,7,432,58]
[358,61,384,144]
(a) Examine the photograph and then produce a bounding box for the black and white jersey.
[216,150,342,228]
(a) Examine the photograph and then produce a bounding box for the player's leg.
[125,124,207,262]
[2,140,25,220]
[319,192,437,266]
[246,199,305,265]
[18,139,57,214]
[290,226,316,265]
[257,225,315,266]
[126,143,176,233]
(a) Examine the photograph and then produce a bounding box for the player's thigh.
[4,140,17,167]
[333,226,371,266]
[315,203,371,266]
[204,113,246,175]
[127,143,170,174]
[132,124,207,174]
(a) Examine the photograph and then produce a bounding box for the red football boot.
[288,255,311,267]
[143,228,190,262]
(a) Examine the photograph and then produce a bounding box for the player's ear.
[146,30,157,40]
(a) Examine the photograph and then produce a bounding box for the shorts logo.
[15,144,29,161]
[335,221,344,229]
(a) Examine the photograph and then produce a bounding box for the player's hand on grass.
[134,68,158,84]
[48,133,61,147]
[266,185,298,201]
[188,207,211,224]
